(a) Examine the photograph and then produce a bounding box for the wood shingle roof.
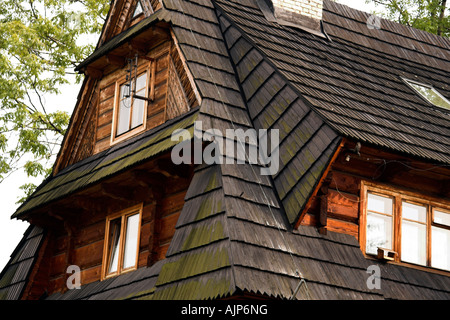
[2,0,449,300]
[216,0,450,164]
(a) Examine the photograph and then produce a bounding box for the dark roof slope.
[13,108,198,218]
[215,0,450,164]
[324,0,450,70]
[46,223,450,300]
[0,226,44,300]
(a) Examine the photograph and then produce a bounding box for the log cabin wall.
[300,140,450,241]
[24,170,191,297]
[95,41,171,154]
[65,38,198,165]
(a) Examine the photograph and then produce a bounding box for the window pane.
[117,88,131,136]
[366,211,393,255]
[121,82,131,99]
[135,72,147,91]
[434,209,450,227]
[123,214,140,269]
[432,226,450,271]
[402,202,426,223]
[108,218,122,274]
[368,193,392,215]
[401,220,427,266]
[131,98,145,129]
[408,81,450,110]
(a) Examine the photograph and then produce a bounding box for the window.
[404,78,450,111]
[362,183,450,272]
[102,204,142,279]
[112,61,151,143]
[365,193,393,255]
[133,1,144,18]
[116,71,148,136]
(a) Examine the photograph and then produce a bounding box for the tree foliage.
[0,0,110,202]
[368,0,449,37]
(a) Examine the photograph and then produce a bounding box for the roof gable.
[98,0,159,48]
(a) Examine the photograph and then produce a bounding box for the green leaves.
[0,0,110,203]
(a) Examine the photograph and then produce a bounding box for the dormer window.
[112,59,153,143]
[362,182,450,272]
[404,78,450,111]
[116,71,148,137]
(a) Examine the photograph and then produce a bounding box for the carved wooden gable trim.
[111,0,157,39]
[69,93,98,166]
[166,44,197,121]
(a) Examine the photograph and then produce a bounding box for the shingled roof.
[13,108,198,218]
[217,0,450,165]
[0,226,45,300]
[3,0,450,300]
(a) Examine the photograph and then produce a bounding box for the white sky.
[0,0,378,272]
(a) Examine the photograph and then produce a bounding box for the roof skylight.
[404,78,450,111]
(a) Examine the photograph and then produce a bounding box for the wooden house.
[1,0,449,300]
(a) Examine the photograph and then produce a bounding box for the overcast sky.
[0,0,379,273]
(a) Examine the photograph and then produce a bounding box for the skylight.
[404,78,450,111]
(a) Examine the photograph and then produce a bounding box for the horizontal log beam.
[106,54,126,67]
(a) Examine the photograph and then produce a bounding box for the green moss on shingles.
[193,195,223,222]
[118,287,156,300]
[283,188,306,224]
[148,277,232,300]
[180,221,225,252]
[14,112,198,217]
[280,138,299,165]
[195,198,212,221]
[156,247,230,287]
[204,171,219,192]
[310,161,326,180]
[296,128,313,146]
[272,98,289,116]
[98,114,197,170]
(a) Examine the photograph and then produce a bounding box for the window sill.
[102,266,138,281]
[110,125,146,146]
[363,253,450,277]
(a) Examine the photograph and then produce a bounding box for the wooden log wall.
[95,41,172,154]
[300,141,450,241]
[31,174,191,296]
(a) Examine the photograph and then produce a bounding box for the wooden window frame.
[360,181,450,274]
[101,204,143,280]
[110,61,152,145]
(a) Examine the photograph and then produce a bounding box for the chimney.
[272,0,323,20]
[263,0,324,35]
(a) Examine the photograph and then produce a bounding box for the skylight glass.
[404,79,450,111]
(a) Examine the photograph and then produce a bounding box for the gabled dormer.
[53,0,199,173]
